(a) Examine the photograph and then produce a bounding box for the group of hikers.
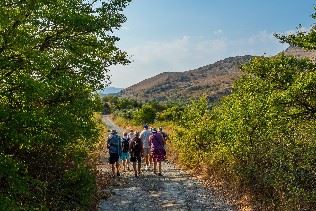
[107,125,168,177]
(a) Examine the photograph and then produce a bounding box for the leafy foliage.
[171,19,316,210]
[0,0,130,209]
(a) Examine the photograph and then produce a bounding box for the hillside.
[283,46,316,60]
[120,46,316,102]
[121,55,252,102]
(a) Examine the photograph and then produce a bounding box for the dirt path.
[98,115,234,211]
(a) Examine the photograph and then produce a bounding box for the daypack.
[131,137,142,156]
[121,137,129,153]
[107,134,121,154]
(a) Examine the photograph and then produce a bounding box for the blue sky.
[109,0,315,88]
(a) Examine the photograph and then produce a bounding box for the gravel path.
[98,115,234,211]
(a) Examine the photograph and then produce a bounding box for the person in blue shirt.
[107,129,122,177]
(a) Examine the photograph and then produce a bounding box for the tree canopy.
[0,0,131,209]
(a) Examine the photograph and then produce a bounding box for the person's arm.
[140,140,144,157]
[118,136,122,155]
[107,136,111,149]
[164,132,168,141]
[120,138,124,150]
[129,141,132,153]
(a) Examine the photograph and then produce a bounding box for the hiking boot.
[158,173,163,176]
[117,172,120,176]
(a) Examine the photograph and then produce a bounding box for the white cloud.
[109,31,288,88]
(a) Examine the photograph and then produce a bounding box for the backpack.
[131,138,141,156]
[121,137,129,153]
[107,134,121,154]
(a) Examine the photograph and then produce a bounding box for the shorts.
[151,148,166,162]
[143,148,150,156]
[130,156,142,163]
[109,153,119,164]
[120,152,130,160]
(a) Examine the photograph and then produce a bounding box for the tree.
[0,0,131,209]
[133,103,157,124]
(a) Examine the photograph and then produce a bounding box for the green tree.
[0,0,130,209]
[133,103,156,124]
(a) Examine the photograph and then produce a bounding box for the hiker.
[107,129,121,177]
[158,127,169,154]
[158,127,168,142]
[120,132,130,171]
[128,129,136,141]
[140,125,152,170]
[149,128,166,176]
[129,131,143,177]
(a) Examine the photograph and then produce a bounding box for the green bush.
[171,25,316,209]
[133,103,157,124]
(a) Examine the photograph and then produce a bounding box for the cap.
[144,125,148,129]
[152,128,157,133]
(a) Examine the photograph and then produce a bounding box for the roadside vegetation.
[0,0,130,210]
[104,13,316,210]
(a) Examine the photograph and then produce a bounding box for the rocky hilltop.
[283,46,316,61]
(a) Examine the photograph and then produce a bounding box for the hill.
[120,46,316,102]
[283,46,316,61]
[120,55,252,102]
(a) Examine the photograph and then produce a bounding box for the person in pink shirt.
[149,128,166,176]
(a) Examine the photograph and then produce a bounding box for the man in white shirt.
[128,129,136,141]
[140,125,152,170]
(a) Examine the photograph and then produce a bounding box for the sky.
[108,0,315,88]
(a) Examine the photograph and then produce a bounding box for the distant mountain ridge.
[99,86,123,95]
[120,46,316,102]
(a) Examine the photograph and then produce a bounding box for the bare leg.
[149,155,153,167]
[158,161,162,174]
[145,153,149,167]
[138,161,141,175]
[116,162,120,176]
[133,162,137,176]
[153,159,157,174]
[123,160,126,171]
[111,164,115,176]
[127,159,130,170]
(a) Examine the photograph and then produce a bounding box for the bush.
[171,55,316,209]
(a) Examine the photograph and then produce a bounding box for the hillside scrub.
[0,0,130,209]
[171,52,316,209]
